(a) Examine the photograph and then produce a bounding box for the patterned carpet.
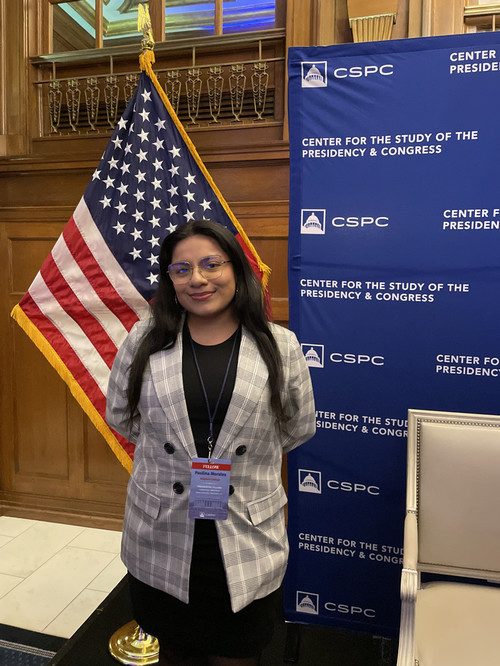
[0,625,65,666]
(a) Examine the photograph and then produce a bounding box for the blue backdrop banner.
[285,32,500,637]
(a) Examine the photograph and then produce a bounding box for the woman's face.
[169,235,237,323]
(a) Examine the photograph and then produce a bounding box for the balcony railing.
[31,31,285,137]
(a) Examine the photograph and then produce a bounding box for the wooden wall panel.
[12,324,70,481]
[84,419,130,489]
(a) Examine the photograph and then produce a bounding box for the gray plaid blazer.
[106,319,315,612]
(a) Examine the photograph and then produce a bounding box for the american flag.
[11,67,270,472]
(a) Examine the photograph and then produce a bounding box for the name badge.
[189,458,231,520]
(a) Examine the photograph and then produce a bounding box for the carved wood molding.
[0,492,125,530]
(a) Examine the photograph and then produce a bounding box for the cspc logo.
[298,469,322,495]
[301,61,327,88]
[332,63,394,79]
[296,591,320,615]
[302,343,324,368]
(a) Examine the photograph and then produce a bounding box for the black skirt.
[127,520,280,659]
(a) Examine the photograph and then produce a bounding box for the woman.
[106,220,316,666]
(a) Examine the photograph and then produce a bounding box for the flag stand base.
[109,620,159,664]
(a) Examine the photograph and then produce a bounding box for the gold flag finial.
[138,3,155,52]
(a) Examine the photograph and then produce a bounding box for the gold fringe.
[138,52,272,292]
[10,304,133,474]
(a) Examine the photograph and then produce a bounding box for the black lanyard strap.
[188,329,239,460]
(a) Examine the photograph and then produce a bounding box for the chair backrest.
[407,409,500,581]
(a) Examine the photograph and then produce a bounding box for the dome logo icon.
[299,469,322,494]
[296,591,320,614]
[301,343,324,368]
[301,209,326,234]
[301,62,327,88]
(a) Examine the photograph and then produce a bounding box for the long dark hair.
[126,220,288,429]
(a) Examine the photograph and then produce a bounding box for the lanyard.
[188,329,239,460]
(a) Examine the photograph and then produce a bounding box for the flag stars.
[84,80,240,302]
[130,247,142,260]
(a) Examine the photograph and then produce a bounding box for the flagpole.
[107,9,161,664]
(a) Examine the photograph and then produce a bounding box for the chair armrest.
[402,511,418,571]
[396,512,418,666]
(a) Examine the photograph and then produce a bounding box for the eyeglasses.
[167,255,232,283]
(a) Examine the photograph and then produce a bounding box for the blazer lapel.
[212,328,268,459]
[149,330,198,459]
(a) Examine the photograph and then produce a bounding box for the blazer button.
[173,482,184,494]
[235,445,247,456]
[229,485,235,495]
[164,442,175,454]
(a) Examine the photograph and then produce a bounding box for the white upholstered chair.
[396,409,500,666]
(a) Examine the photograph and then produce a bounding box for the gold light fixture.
[347,0,398,42]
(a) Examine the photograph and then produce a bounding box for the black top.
[182,322,241,458]
[182,323,241,599]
